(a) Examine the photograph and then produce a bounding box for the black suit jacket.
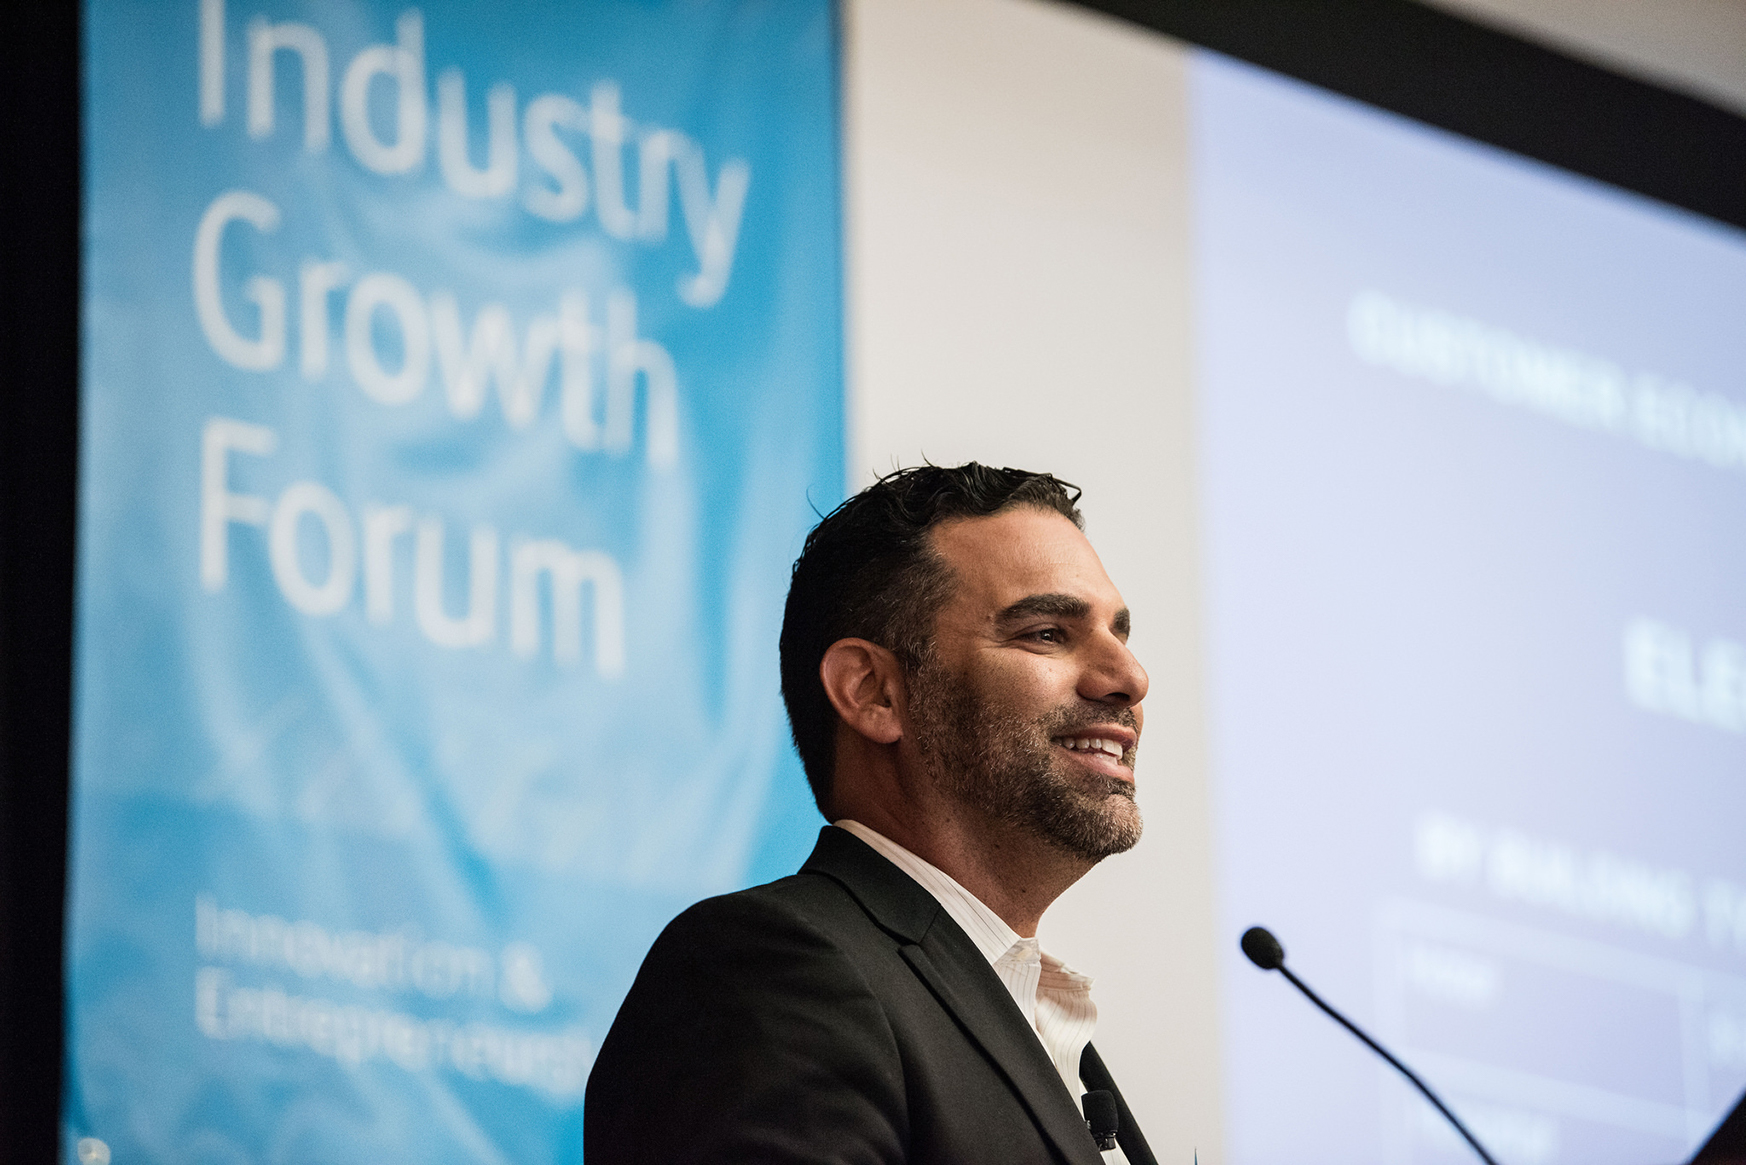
[585,826,1157,1164]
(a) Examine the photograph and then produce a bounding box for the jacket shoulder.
[586,874,910,1163]
[661,869,894,951]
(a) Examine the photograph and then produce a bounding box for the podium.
[1693,1092,1746,1165]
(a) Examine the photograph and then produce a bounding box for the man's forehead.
[931,508,1122,610]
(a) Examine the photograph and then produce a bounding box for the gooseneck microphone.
[1240,926,1499,1165]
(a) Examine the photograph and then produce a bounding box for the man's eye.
[1029,627,1064,644]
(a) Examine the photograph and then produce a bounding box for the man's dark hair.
[779,463,1083,816]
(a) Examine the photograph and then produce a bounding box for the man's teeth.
[1057,737,1123,759]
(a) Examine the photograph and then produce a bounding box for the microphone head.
[1241,926,1285,970]
[1082,1089,1119,1149]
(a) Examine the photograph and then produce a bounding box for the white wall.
[845,0,1225,1157]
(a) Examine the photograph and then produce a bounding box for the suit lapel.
[1081,1042,1159,1165]
[802,828,1105,1165]
[900,939,1106,1165]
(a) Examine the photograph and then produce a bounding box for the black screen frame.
[1069,0,1746,233]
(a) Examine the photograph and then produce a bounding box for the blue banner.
[69,1,840,1160]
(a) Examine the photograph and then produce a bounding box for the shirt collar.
[834,819,1026,967]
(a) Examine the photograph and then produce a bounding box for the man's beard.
[907,656,1142,863]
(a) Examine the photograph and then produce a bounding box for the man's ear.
[819,638,906,746]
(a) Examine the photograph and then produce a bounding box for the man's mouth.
[1050,731,1136,780]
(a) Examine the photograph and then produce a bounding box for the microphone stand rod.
[1278,965,1500,1165]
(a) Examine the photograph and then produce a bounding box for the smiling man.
[585,464,1157,1165]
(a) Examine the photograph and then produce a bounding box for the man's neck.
[838,800,1093,938]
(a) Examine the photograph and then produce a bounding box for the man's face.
[906,506,1147,862]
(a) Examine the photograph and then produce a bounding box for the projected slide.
[1193,53,1746,1165]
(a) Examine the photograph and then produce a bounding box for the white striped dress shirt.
[835,821,1129,1164]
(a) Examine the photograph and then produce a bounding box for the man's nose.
[1080,632,1148,707]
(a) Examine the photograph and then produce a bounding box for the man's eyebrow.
[995,594,1131,638]
[995,593,1091,623]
